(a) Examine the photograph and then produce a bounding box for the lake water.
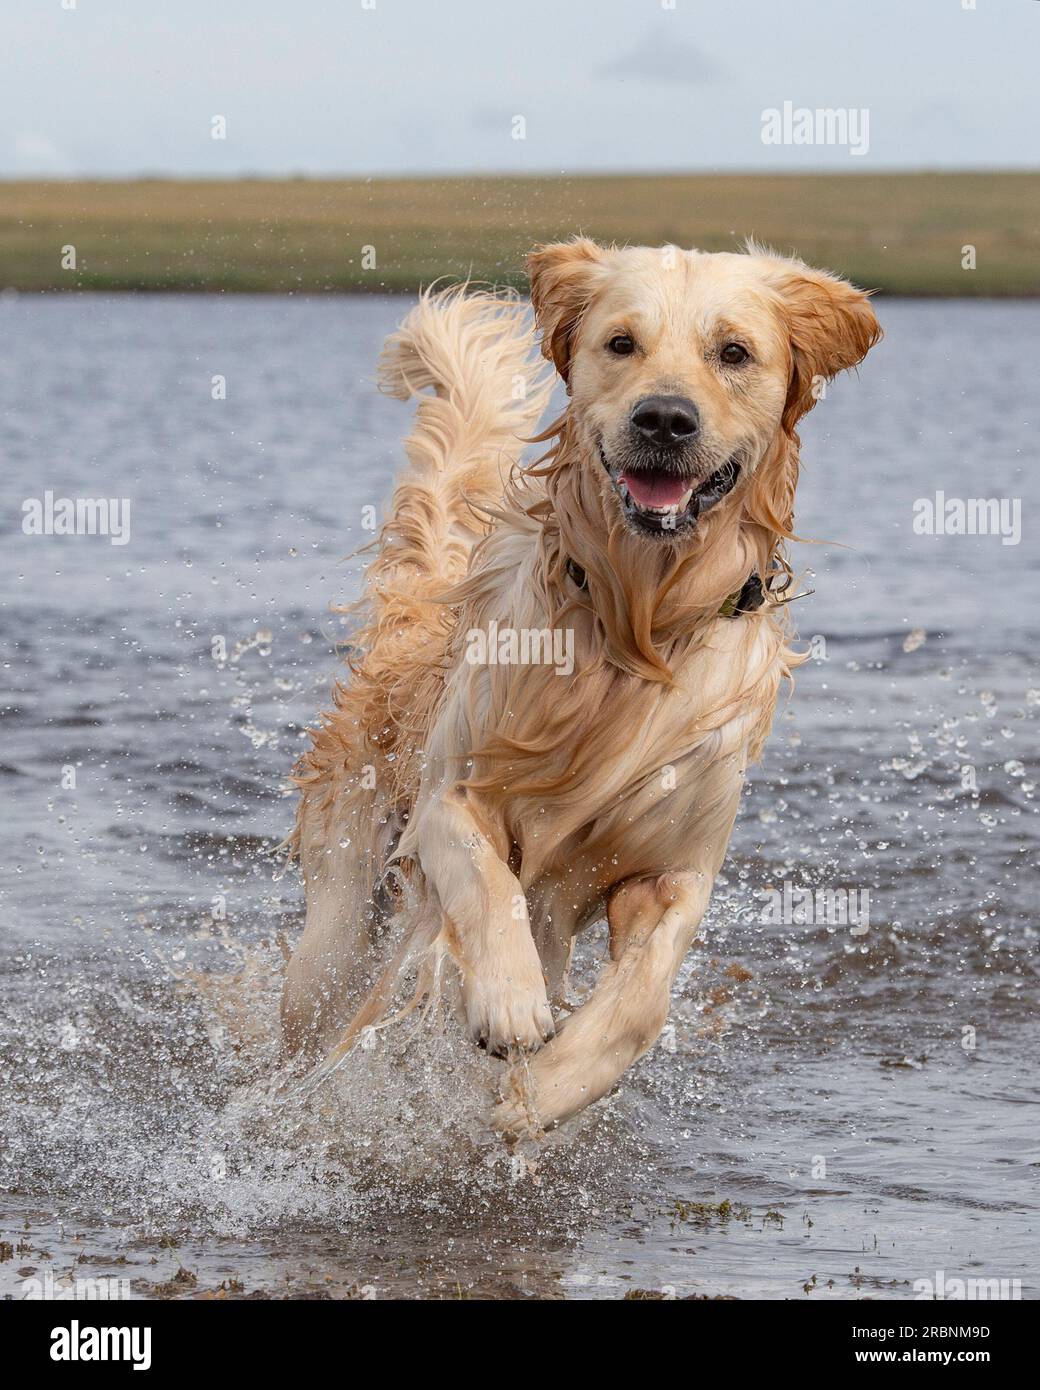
[1,293,1037,1300]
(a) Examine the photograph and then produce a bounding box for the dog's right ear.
[527,238,609,384]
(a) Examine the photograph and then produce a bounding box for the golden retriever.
[281,239,880,1137]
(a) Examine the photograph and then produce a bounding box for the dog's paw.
[491,1090,544,1142]
[464,975,555,1058]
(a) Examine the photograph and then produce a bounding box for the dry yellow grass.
[1,172,1037,294]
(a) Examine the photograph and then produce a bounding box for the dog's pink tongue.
[620,471,689,508]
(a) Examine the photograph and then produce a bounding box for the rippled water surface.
[1,294,1037,1300]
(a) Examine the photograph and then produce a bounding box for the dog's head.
[529,239,880,542]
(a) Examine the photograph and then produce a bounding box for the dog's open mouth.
[602,451,742,535]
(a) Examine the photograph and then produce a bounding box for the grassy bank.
[1,172,1037,295]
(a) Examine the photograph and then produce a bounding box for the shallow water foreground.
[1,294,1037,1299]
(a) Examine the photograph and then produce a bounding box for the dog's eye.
[607,335,635,356]
[720,342,750,366]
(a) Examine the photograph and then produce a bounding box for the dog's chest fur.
[422,543,784,939]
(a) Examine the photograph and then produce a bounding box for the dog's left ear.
[527,237,610,384]
[765,259,882,433]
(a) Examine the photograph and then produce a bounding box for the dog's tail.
[373,284,553,594]
[287,286,552,879]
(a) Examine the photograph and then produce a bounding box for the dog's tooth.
[679,488,694,509]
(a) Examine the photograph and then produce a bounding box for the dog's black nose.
[630,395,700,448]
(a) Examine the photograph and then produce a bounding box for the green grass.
[2,172,1038,295]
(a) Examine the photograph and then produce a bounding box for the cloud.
[12,133,68,172]
[596,30,723,86]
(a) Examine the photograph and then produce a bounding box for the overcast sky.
[3,0,1036,177]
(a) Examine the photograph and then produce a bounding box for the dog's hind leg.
[281,791,403,1061]
[315,904,448,1073]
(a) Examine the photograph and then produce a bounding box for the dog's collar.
[717,572,766,618]
[565,557,767,619]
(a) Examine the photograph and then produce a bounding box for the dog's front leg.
[493,870,713,1135]
[416,785,555,1055]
